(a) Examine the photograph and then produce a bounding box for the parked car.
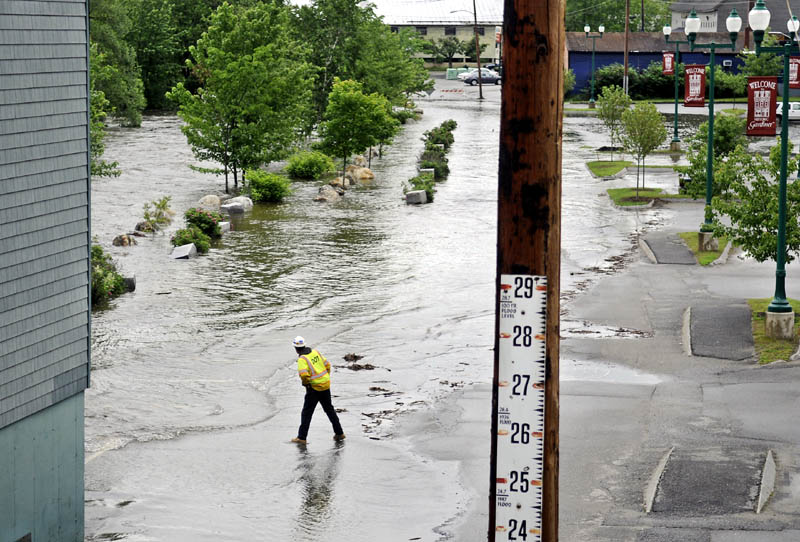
[457,68,479,80]
[462,68,501,85]
[484,63,503,75]
[775,102,800,122]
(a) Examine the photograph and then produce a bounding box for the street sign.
[493,274,547,541]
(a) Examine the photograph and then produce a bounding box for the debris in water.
[343,353,364,361]
[345,363,375,371]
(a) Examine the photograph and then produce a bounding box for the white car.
[457,68,479,80]
[775,102,800,122]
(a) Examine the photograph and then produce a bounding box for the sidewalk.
[431,203,800,541]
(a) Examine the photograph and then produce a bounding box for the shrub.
[170,226,211,253]
[91,245,125,305]
[184,207,223,239]
[440,119,457,132]
[408,173,435,202]
[564,68,576,97]
[141,196,175,232]
[420,158,449,180]
[249,170,292,203]
[286,150,335,180]
[392,107,419,124]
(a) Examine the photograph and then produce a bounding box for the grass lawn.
[587,160,632,177]
[679,232,729,265]
[748,298,800,364]
[606,187,688,206]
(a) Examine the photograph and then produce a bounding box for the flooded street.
[85,84,681,540]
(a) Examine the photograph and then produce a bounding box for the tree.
[167,1,313,192]
[128,0,184,110]
[595,85,632,160]
[424,36,464,67]
[89,45,120,178]
[740,32,782,77]
[565,0,669,32]
[460,37,488,61]
[676,111,747,199]
[711,142,800,263]
[319,79,394,177]
[89,0,146,126]
[620,103,667,196]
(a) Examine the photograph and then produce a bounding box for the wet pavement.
[85,78,800,541]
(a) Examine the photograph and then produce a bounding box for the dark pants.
[297,387,343,440]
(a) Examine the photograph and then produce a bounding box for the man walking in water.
[291,336,345,444]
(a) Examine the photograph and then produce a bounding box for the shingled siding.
[0,0,91,432]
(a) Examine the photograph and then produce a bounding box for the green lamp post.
[584,24,605,108]
[749,0,796,329]
[684,7,742,234]
[662,23,690,151]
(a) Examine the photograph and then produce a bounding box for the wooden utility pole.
[624,0,631,94]
[490,1,562,541]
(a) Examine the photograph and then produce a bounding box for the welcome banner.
[747,76,778,136]
[663,52,675,76]
[684,65,705,107]
[790,57,800,89]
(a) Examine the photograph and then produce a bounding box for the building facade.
[0,0,91,540]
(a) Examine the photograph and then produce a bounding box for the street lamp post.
[662,23,690,150]
[749,0,796,335]
[451,2,483,100]
[584,24,605,108]
[684,8,742,237]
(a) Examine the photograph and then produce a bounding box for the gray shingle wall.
[0,0,90,431]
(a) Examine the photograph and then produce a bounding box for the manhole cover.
[652,446,764,516]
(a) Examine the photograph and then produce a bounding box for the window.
[445,26,456,35]
[476,26,485,36]
[416,26,427,35]
[390,26,398,33]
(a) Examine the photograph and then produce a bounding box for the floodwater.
[85,86,678,540]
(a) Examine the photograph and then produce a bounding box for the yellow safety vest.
[297,349,331,391]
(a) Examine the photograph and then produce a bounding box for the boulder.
[227,196,253,211]
[348,167,375,182]
[112,234,138,247]
[171,243,197,259]
[219,221,231,233]
[198,195,221,210]
[330,176,351,189]
[353,155,368,167]
[314,185,341,202]
[405,190,428,205]
[221,202,245,214]
[131,231,147,238]
[134,221,155,233]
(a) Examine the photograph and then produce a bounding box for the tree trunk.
[233,166,239,192]
[368,146,373,168]
[224,164,229,194]
[342,156,347,180]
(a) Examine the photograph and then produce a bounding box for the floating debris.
[343,353,364,361]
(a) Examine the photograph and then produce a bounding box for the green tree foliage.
[565,0,669,32]
[424,36,464,67]
[353,24,433,105]
[319,79,396,177]
[676,111,747,199]
[293,0,432,121]
[89,46,120,178]
[595,85,632,159]
[740,32,782,77]
[168,1,313,192]
[620,103,667,195]
[128,0,184,110]
[89,0,146,126]
[286,151,335,179]
[460,37,489,62]
[91,245,126,305]
[564,68,576,98]
[711,142,800,263]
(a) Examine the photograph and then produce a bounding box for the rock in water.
[198,195,221,210]
[171,243,197,259]
[112,234,138,246]
[221,202,245,214]
[227,196,253,211]
[314,185,341,202]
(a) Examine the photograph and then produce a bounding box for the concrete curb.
[613,199,655,210]
[682,307,693,356]
[710,240,734,266]
[644,446,674,513]
[638,237,658,264]
[756,450,776,513]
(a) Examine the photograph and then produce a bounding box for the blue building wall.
[0,394,84,542]
[569,51,745,96]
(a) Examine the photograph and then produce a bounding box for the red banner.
[747,76,778,136]
[684,65,705,107]
[663,52,675,76]
[790,57,800,89]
